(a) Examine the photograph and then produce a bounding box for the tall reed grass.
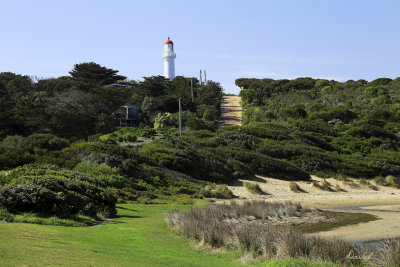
[166,201,400,266]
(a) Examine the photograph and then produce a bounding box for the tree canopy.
[69,62,127,85]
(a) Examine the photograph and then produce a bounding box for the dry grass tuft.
[358,178,378,190]
[200,184,233,199]
[321,179,331,189]
[344,179,360,189]
[373,176,386,186]
[313,179,331,191]
[370,239,400,266]
[244,182,263,194]
[385,175,398,188]
[289,182,302,192]
[372,175,398,188]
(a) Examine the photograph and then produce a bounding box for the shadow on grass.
[116,214,142,219]
[117,206,138,212]
[101,215,143,225]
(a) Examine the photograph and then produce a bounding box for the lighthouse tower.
[162,36,176,79]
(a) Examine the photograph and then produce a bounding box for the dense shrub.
[0,164,117,218]
[236,77,400,178]
[63,141,153,180]
[1,135,28,151]
[154,112,174,130]
[0,150,35,170]
[73,162,125,187]
[312,106,357,123]
[213,131,260,150]
[1,134,69,153]
[227,123,293,140]
[99,127,156,143]
[0,134,70,169]
[208,147,311,181]
[346,124,398,140]
[337,155,377,178]
[280,104,307,119]
[140,140,235,183]
[26,134,70,151]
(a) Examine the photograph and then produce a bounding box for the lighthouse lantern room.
[162,36,176,79]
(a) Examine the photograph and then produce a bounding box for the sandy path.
[219,96,243,127]
[217,175,400,242]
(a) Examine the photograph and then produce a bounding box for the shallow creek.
[319,203,400,246]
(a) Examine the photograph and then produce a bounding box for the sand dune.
[218,175,400,242]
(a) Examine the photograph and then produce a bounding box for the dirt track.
[219,96,243,127]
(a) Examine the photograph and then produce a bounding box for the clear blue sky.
[1,0,399,94]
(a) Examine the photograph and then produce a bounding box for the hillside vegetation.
[236,77,400,178]
[2,64,400,266]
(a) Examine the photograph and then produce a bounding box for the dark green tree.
[139,75,169,97]
[69,62,126,85]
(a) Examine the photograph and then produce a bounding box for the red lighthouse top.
[164,36,173,44]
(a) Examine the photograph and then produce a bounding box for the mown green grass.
[0,201,335,267]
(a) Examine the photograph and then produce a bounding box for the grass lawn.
[0,200,335,267]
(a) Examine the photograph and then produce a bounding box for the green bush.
[141,139,235,183]
[281,104,307,119]
[208,146,311,181]
[312,106,357,123]
[1,135,28,151]
[122,134,137,142]
[0,134,70,169]
[1,134,69,153]
[154,112,174,130]
[27,134,70,151]
[0,164,117,218]
[99,127,156,143]
[0,150,35,170]
[73,162,125,187]
[227,123,293,140]
[213,131,260,150]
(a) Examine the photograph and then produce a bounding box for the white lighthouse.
[162,36,176,79]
